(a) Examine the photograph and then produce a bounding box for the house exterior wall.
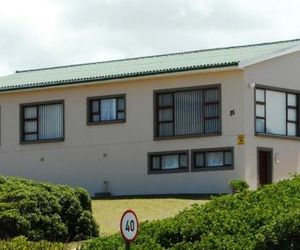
[0,69,245,195]
[244,51,300,189]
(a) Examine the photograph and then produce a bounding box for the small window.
[21,101,64,143]
[87,95,126,124]
[148,151,189,174]
[192,148,234,170]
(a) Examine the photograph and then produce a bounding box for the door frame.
[257,147,273,186]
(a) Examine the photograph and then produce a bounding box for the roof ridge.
[15,38,300,74]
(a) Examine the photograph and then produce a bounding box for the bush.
[229,179,249,193]
[0,175,99,242]
[0,236,65,250]
[81,176,300,249]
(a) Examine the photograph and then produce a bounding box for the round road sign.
[120,209,139,242]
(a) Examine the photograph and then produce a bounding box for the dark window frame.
[255,85,300,138]
[148,150,189,174]
[153,84,222,140]
[191,147,234,171]
[87,94,126,125]
[20,100,65,144]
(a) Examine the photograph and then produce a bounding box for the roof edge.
[15,38,300,74]
[239,43,300,68]
[1,63,239,94]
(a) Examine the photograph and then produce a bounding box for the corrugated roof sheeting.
[0,39,300,91]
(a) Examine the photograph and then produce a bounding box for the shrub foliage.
[229,179,249,193]
[81,176,300,249]
[0,175,99,242]
[0,236,65,250]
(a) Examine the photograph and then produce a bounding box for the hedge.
[0,175,99,242]
[0,236,65,250]
[81,176,300,249]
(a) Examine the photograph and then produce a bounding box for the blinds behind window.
[266,90,286,135]
[157,87,220,137]
[174,90,203,135]
[39,104,63,140]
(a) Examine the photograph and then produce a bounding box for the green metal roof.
[1,39,300,92]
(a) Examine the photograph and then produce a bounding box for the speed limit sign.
[120,209,139,244]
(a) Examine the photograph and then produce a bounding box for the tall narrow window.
[21,101,64,143]
[155,86,221,138]
[287,94,297,136]
[255,88,299,137]
[87,95,126,124]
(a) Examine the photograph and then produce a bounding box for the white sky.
[0,0,300,76]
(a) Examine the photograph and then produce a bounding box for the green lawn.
[92,197,208,236]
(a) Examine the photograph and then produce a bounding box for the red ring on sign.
[120,209,139,242]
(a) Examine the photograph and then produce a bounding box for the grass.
[92,197,208,236]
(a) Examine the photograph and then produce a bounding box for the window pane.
[159,123,173,137]
[24,121,37,133]
[101,99,116,121]
[92,100,99,113]
[287,123,297,136]
[205,104,219,118]
[156,87,221,138]
[288,108,297,122]
[195,153,204,167]
[179,154,188,167]
[174,90,203,135]
[161,155,179,169]
[256,118,265,133]
[224,151,233,165]
[205,119,220,133]
[158,93,173,107]
[266,90,286,135]
[158,109,172,122]
[39,104,63,140]
[25,134,37,141]
[204,89,219,102]
[117,98,125,111]
[92,114,100,122]
[288,94,297,107]
[24,106,37,119]
[117,112,125,120]
[256,104,265,117]
[256,89,265,102]
[152,156,160,170]
[205,152,223,167]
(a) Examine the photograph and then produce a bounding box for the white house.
[0,39,300,196]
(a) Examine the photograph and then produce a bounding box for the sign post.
[120,209,139,249]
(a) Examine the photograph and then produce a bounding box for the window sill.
[191,166,234,172]
[153,132,221,141]
[20,138,64,145]
[255,133,300,141]
[148,168,189,175]
[87,120,126,126]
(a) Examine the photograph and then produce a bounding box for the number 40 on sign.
[120,210,139,249]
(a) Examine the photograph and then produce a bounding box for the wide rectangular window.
[255,88,298,137]
[148,151,189,174]
[154,86,221,138]
[192,148,234,170]
[21,101,64,143]
[87,95,126,124]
